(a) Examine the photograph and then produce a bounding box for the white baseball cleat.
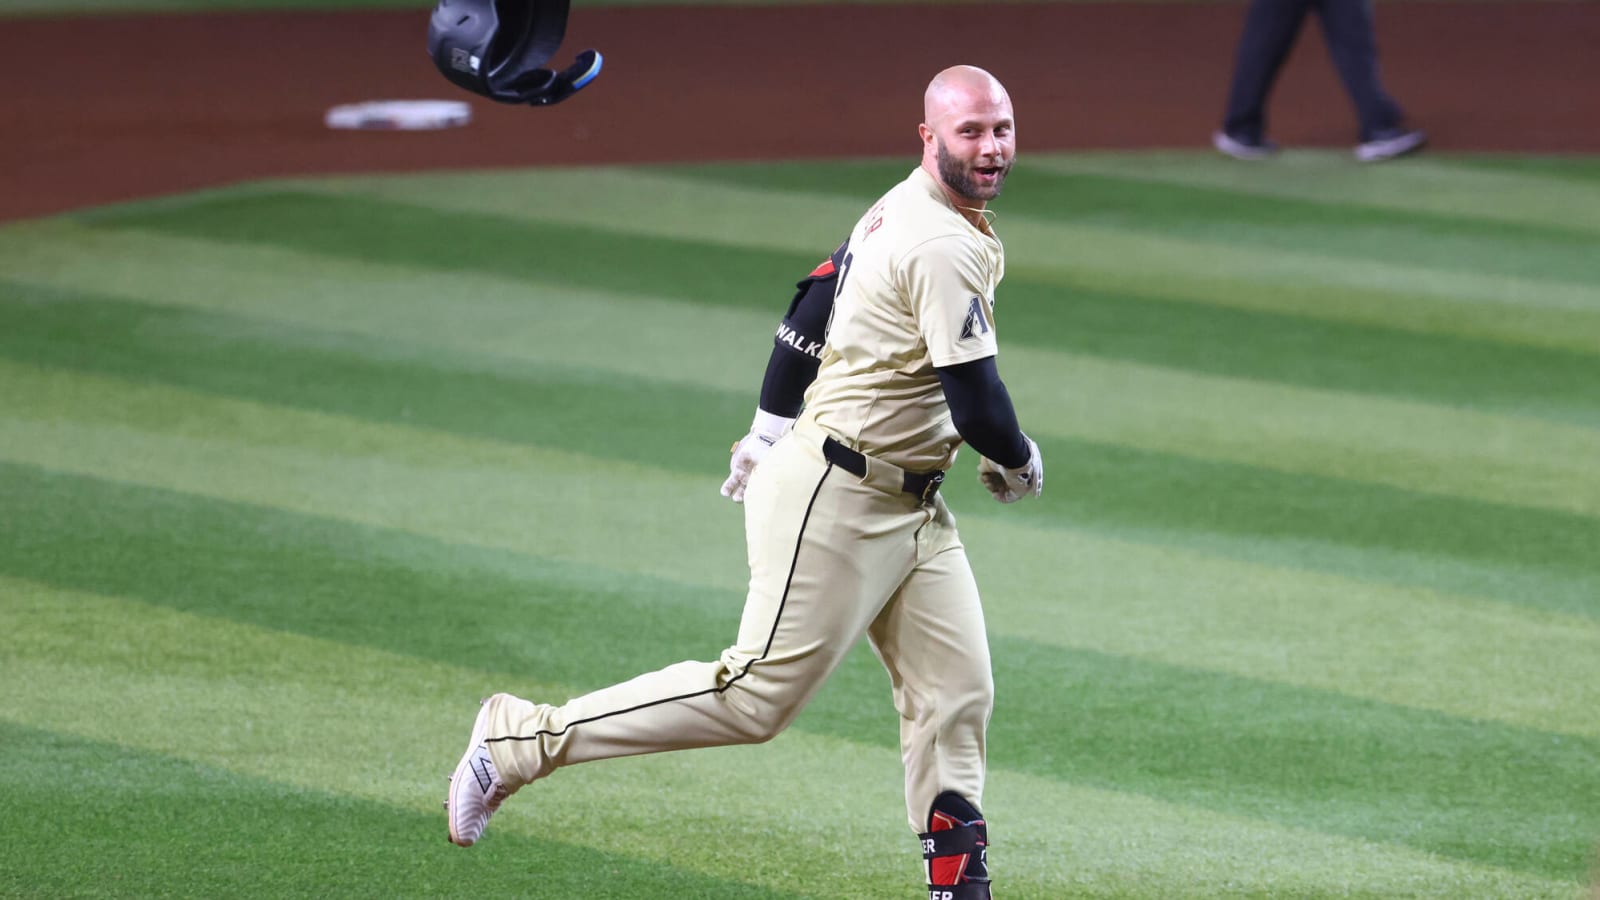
[1212,130,1279,161]
[1355,128,1427,163]
[446,695,512,847]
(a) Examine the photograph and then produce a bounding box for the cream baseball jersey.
[801,166,1005,473]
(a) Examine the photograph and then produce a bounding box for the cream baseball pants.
[484,421,995,832]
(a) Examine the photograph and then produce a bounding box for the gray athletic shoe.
[1355,128,1427,163]
[446,695,511,847]
[1212,130,1279,161]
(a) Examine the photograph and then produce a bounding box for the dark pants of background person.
[1221,0,1405,143]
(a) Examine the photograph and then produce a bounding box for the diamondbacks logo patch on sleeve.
[958,296,991,341]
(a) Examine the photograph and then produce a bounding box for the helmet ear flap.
[484,48,600,105]
[560,49,602,90]
[527,49,603,106]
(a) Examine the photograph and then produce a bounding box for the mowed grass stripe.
[5,312,1598,620]
[21,212,1600,441]
[2,476,1596,884]
[5,438,1597,741]
[996,276,1600,428]
[660,159,1600,307]
[1025,151,1600,237]
[1450,155,1600,185]
[0,462,750,693]
[12,350,1600,720]
[0,286,750,473]
[80,190,821,315]
[1003,344,1600,522]
[975,643,1599,882]
[297,158,1600,292]
[1001,213,1600,322]
[288,165,864,256]
[84,188,1600,427]
[6,242,1596,523]
[972,515,1600,739]
[666,154,1600,256]
[8,270,1599,520]
[188,177,1600,428]
[3,328,1597,616]
[4,586,1568,900]
[0,358,765,594]
[6,391,1599,741]
[1012,260,1600,365]
[652,161,1600,348]
[0,723,795,900]
[999,433,1600,617]
[988,168,1600,285]
[0,222,778,392]
[14,211,1600,519]
[81,181,1600,347]
[0,582,909,898]
[288,165,1600,353]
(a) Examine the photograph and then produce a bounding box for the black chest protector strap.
[428,0,603,106]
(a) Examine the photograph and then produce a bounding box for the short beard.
[936,137,1009,203]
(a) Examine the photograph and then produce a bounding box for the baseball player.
[446,65,1041,900]
[720,238,848,504]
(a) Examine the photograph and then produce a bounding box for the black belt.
[822,437,946,503]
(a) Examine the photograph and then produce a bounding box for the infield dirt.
[2,2,1598,221]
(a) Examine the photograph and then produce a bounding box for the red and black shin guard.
[920,791,991,900]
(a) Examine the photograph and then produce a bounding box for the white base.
[324,99,471,131]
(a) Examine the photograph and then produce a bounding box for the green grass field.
[2,151,1598,898]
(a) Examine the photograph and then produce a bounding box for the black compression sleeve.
[936,357,1030,468]
[758,346,817,417]
[757,242,847,417]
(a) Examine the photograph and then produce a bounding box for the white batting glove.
[720,409,795,503]
[977,435,1043,504]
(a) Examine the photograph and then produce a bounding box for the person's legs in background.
[1217,0,1315,157]
[1314,0,1426,160]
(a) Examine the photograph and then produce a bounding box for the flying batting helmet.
[427,0,602,106]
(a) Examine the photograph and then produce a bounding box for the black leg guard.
[920,791,991,900]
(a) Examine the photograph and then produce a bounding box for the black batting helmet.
[427,0,602,106]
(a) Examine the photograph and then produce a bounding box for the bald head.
[919,65,1016,213]
[923,65,1011,130]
